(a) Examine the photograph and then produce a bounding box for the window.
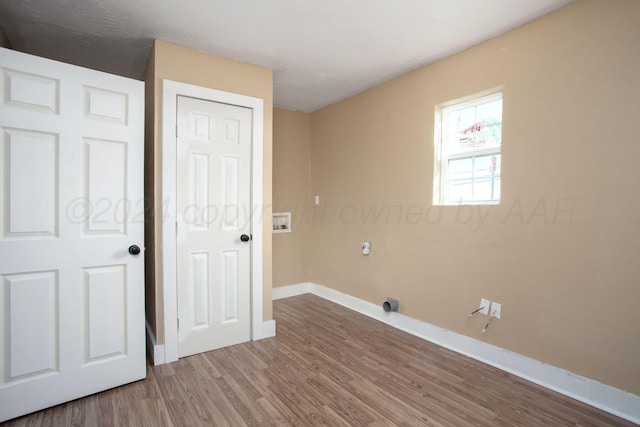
[434,92,503,205]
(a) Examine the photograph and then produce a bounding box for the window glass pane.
[447,154,501,202]
[446,111,502,154]
[476,99,502,121]
[476,154,500,201]
[474,155,494,177]
[446,106,476,155]
[476,99,502,148]
[473,179,495,201]
[453,106,477,132]
[448,157,473,180]
[449,181,472,202]
[493,154,501,174]
[474,154,500,177]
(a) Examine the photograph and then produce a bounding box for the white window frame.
[434,90,503,206]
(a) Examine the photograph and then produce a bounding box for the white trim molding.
[256,319,277,340]
[145,320,165,366]
[272,282,640,424]
[273,282,312,300]
[161,79,266,364]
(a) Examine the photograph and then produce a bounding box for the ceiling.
[0,0,573,112]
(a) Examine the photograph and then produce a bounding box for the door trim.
[161,79,265,364]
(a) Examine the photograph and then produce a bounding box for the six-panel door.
[0,47,145,422]
[176,95,252,358]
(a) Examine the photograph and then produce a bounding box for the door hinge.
[176,124,178,137]
[177,318,179,330]
[175,221,178,235]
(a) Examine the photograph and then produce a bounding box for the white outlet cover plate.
[479,298,490,316]
[492,302,501,319]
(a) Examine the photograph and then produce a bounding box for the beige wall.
[305,0,640,394]
[272,109,311,286]
[144,40,273,344]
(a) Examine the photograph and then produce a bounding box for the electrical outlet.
[479,298,490,316]
[362,242,370,255]
[491,302,501,319]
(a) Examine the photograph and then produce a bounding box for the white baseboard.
[147,316,273,366]
[146,318,274,365]
[145,320,165,366]
[272,282,640,424]
[273,282,312,300]
[254,319,277,340]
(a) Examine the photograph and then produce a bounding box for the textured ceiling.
[0,0,572,112]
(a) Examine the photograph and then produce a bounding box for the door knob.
[240,234,251,242]
[128,245,141,255]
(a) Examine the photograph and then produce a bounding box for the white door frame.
[161,79,268,364]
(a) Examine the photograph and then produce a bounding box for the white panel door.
[176,95,252,358]
[0,47,145,422]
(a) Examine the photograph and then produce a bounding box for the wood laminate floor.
[4,294,636,426]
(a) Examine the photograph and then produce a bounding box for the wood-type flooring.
[4,294,635,426]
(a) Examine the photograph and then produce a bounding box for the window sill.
[437,200,500,207]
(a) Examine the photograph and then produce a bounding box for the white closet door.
[176,95,253,358]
